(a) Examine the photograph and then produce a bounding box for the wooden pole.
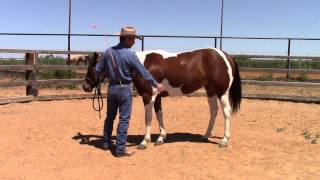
[25,52,39,96]
[287,39,291,78]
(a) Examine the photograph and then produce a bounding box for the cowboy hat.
[116,26,142,40]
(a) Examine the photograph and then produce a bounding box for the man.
[95,26,166,157]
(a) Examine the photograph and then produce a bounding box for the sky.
[0,0,320,57]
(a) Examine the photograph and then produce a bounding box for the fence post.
[141,36,144,51]
[25,52,39,96]
[286,38,291,78]
[214,37,217,48]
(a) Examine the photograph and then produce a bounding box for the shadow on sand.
[72,132,220,152]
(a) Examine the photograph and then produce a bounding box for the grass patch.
[39,70,76,79]
[302,130,320,144]
[0,58,25,65]
[302,131,311,140]
[276,127,286,133]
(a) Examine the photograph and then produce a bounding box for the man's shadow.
[72,132,219,152]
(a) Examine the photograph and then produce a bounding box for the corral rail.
[0,49,320,105]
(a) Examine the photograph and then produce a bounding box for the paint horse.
[66,54,90,65]
[83,48,241,148]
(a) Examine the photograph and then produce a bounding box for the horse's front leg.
[138,96,154,149]
[154,95,166,146]
[203,95,218,141]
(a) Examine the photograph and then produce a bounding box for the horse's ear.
[93,52,99,60]
[88,52,99,62]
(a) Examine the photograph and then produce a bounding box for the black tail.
[229,60,242,114]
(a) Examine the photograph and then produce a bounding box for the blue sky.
[0,0,320,56]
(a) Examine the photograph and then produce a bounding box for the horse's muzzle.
[82,82,93,92]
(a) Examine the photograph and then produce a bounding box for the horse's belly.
[161,79,184,96]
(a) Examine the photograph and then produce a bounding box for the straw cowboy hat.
[116,26,142,40]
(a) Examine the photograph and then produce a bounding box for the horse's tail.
[229,58,242,114]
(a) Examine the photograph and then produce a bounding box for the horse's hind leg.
[219,93,232,147]
[203,95,218,141]
[154,95,166,146]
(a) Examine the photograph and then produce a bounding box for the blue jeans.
[103,84,132,154]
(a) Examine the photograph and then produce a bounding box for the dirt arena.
[0,95,319,179]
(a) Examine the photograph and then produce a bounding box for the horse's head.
[83,52,101,92]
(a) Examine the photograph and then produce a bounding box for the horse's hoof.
[137,144,147,150]
[154,141,164,146]
[219,142,228,148]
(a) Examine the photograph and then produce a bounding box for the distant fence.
[1,32,320,65]
[0,49,320,105]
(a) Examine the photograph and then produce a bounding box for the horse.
[83,48,241,148]
[66,54,90,65]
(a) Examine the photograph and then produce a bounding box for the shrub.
[40,70,76,79]
[38,55,65,65]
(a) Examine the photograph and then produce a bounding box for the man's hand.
[156,83,166,92]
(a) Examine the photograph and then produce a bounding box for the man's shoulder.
[123,48,136,55]
[103,48,112,56]
[120,49,138,60]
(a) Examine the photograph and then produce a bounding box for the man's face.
[124,36,135,48]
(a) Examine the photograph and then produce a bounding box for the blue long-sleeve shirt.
[95,42,158,87]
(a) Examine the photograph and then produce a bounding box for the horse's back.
[70,54,85,60]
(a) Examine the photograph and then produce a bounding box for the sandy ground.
[1,83,320,99]
[0,95,319,179]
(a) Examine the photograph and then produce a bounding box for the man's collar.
[114,42,128,49]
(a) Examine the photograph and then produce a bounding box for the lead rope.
[92,78,104,119]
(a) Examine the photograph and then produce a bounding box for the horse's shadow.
[72,132,220,151]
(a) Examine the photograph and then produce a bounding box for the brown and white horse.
[83,48,241,148]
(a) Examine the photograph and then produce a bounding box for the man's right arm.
[131,53,166,92]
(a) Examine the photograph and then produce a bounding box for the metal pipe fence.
[1,32,320,67]
[2,32,320,49]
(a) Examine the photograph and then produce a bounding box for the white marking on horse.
[161,79,184,96]
[210,48,233,147]
[155,109,166,143]
[141,101,154,147]
[210,48,233,89]
[140,87,159,147]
